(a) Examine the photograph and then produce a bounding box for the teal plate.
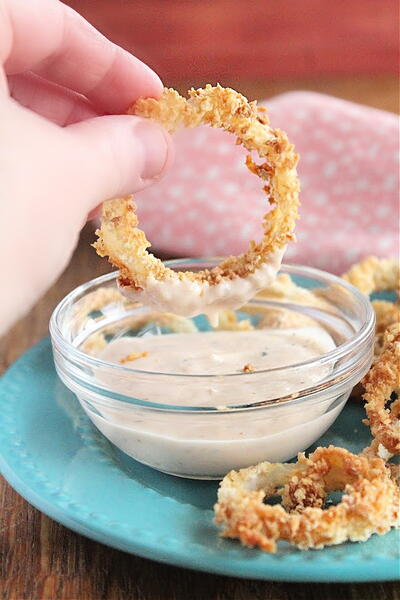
[0,339,399,583]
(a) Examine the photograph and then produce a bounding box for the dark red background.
[66,0,398,82]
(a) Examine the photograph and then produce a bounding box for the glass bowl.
[50,260,375,479]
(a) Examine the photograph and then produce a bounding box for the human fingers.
[7,71,100,125]
[66,114,174,205]
[2,0,162,113]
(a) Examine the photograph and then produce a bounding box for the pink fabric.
[135,92,399,274]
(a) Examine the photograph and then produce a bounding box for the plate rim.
[0,338,399,583]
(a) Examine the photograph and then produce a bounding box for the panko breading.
[342,256,399,295]
[94,85,299,300]
[215,446,399,553]
[361,439,400,483]
[362,323,400,455]
[372,300,400,356]
[119,351,149,364]
[343,257,399,402]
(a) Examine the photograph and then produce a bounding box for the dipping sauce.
[75,325,347,479]
[99,327,335,406]
[52,262,375,479]
[102,328,332,374]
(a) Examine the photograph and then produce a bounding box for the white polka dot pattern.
[134,93,399,273]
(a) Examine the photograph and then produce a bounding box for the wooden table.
[1,77,399,599]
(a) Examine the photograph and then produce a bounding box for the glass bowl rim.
[50,259,375,381]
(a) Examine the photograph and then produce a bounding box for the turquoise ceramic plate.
[0,339,398,582]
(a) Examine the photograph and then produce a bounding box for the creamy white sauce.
[101,328,334,374]
[120,249,284,326]
[75,325,349,479]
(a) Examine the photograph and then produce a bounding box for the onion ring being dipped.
[94,85,299,323]
[362,323,400,455]
[214,446,399,553]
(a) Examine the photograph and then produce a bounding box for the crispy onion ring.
[361,439,400,483]
[342,258,399,392]
[362,323,400,455]
[372,300,400,356]
[94,85,299,316]
[350,300,399,399]
[342,256,399,296]
[214,446,399,552]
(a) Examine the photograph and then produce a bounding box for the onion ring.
[214,446,399,552]
[362,323,400,455]
[342,258,399,399]
[94,85,299,319]
[350,300,399,399]
[361,439,400,483]
[372,300,400,356]
[342,257,399,353]
[342,256,399,296]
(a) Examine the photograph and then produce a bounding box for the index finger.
[2,0,162,112]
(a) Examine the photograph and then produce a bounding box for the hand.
[0,0,173,335]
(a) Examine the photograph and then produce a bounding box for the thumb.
[66,114,173,205]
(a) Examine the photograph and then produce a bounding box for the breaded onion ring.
[94,85,299,318]
[215,446,399,552]
[342,256,399,296]
[372,300,400,356]
[342,257,399,395]
[362,323,400,455]
[350,299,399,399]
[361,439,400,483]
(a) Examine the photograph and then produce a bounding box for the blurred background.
[66,0,399,111]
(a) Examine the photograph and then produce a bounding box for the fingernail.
[135,121,169,181]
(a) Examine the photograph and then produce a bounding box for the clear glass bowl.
[50,260,375,479]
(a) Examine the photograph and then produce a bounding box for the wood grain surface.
[1,77,399,599]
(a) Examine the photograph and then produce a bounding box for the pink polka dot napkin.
[135,92,399,274]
